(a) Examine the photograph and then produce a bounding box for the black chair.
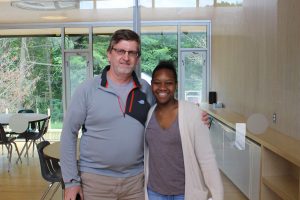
[37,141,64,200]
[14,109,36,158]
[0,124,22,172]
[18,109,36,131]
[18,116,50,160]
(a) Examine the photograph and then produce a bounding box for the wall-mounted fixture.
[272,113,277,124]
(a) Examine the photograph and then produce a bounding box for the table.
[0,113,48,126]
[0,113,49,161]
[43,140,80,160]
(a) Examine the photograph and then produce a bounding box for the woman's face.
[151,68,177,105]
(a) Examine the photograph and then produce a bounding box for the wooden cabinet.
[222,125,251,197]
[260,137,300,200]
[209,118,261,200]
[210,119,224,170]
[250,142,261,200]
[203,104,300,200]
[255,124,300,200]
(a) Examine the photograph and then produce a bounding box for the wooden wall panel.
[210,0,300,139]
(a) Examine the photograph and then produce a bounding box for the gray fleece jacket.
[60,66,155,186]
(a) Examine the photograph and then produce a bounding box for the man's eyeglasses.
[112,48,140,58]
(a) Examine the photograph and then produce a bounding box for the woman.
[144,61,224,200]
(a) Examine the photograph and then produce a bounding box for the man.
[60,29,209,200]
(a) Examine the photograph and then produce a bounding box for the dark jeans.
[147,188,184,200]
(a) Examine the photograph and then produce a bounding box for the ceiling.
[0,0,233,27]
[0,0,136,26]
[0,0,241,35]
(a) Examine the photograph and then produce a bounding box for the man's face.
[107,40,140,78]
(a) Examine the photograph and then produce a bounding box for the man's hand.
[201,111,210,127]
[64,185,83,200]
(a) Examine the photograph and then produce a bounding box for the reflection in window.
[156,0,196,8]
[80,1,93,9]
[65,28,89,50]
[96,0,133,9]
[65,35,89,49]
[199,0,214,7]
[216,0,243,7]
[140,0,152,7]
[180,26,207,48]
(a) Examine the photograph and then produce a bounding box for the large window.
[179,24,210,103]
[0,0,211,135]
[140,23,210,104]
[0,29,63,129]
[0,22,210,131]
[141,26,178,79]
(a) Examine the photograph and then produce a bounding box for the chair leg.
[4,144,10,158]
[19,140,31,164]
[49,182,61,199]
[40,182,54,200]
[6,144,12,172]
[19,140,28,158]
[32,140,36,157]
[27,140,34,157]
[12,142,22,164]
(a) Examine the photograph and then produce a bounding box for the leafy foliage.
[93,35,110,75]
[0,38,37,113]
[141,33,177,75]
[0,36,62,123]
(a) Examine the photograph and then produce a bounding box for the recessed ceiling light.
[41,15,68,20]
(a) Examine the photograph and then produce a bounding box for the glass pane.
[180,25,207,48]
[140,0,152,7]
[67,54,88,97]
[80,1,94,9]
[93,34,110,75]
[96,0,134,8]
[141,0,208,21]
[155,0,196,7]
[182,51,206,104]
[199,0,214,7]
[65,27,89,49]
[141,26,178,84]
[216,0,243,7]
[93,1,133,22]
[0,31,63,130]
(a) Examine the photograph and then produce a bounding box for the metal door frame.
[62,27,93,113]
[64,51,92,108]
